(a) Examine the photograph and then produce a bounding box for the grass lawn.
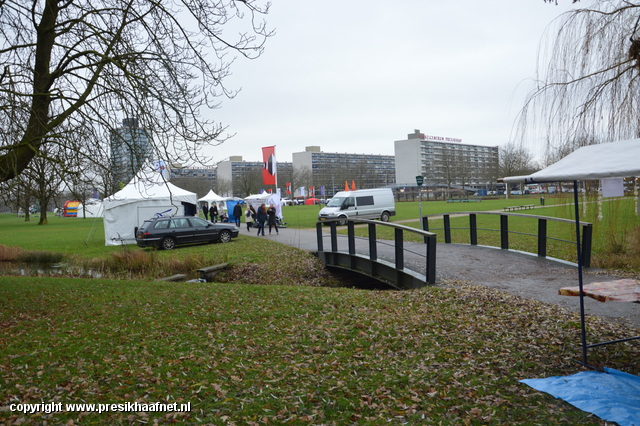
[1,276,638,424]
[1,197,639,423]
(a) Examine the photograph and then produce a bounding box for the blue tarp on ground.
[521,368,640,426]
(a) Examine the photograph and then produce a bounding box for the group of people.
[245,203,279,236]
[201,202,220,223]
[201,201,279,236]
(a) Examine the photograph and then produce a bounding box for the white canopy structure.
[103,172,197,246]
[77,198,104,218]
[198,189,226,204]
[502,138,640,367]
[503,138,640,185]
[245,191,283,219]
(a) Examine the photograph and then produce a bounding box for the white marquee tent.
[198,189,228,214]
[103,172,197,246]
[503,137,640,367]
[198,189,226,205]
[77,198,104,218]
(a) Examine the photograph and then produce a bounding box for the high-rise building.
[394,129,499,190]
[217,156,293,197]
[110,118,153,187]
[292,146,395,197]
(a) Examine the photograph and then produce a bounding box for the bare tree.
[519,1,640,154]
[171,177,214,199]
[234,167,262,197]
[0,0,272,183]
[215,177,233,198]
[0,174,32,220]
[24,143,66,224]
[499,142,539,192]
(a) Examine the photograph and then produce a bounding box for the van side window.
[344,197,355,208]
[356,196,374,206]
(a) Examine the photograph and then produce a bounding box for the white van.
[318,188,396,225]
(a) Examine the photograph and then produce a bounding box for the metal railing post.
[582,224,592,268]
[538,218,547,258]
[330,221,338,252]
[368,222,377,261]
[469,214,477,245]
[444,214,451,244]
[347,221,356,255]
[426,235,436,284]
[316,222,324,252]
[500,214,509,249]
[395,228,404,270]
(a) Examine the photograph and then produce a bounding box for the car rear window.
[153,220,170,229]
[170,218,190,228]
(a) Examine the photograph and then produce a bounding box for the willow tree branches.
[519,1,640,155]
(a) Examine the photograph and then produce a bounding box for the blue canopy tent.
[225,199,244,224]
[503,138,640,368]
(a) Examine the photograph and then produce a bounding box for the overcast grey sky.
[206,1,577,164]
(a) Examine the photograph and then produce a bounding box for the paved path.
[247,226,640,329]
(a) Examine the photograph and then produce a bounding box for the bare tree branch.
[0,0,272,182]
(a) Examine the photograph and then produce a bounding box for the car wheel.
[218,230,232,243]
[161,237,176,250]
[380,211,390,222]
[338,216,348,226]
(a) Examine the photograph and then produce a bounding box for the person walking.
[245,204,255,231]
[233,202,242,227]
[210,203,218,223]
[267,203,279,235]
[256,203,267,236]
[202,202,209,220]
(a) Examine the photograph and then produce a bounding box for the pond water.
[0,262,103,279]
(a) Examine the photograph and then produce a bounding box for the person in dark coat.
[202,203,209,220]
[267,203,279,235]
[209,203,218,223]
[233,202,242,227]
[256,203,267,236]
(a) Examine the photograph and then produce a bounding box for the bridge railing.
[422,212,593,267]
[316,218,438,285]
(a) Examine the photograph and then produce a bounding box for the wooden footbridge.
[315,219,437,289]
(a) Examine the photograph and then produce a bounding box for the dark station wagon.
[135,216,239,250]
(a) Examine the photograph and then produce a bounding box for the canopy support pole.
[573,180,589,367]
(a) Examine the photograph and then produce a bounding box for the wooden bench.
[504,204,535,212]
[197,263,229,281]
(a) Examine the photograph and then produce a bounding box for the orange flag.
[345,181,349,191]
[351,180,356,190]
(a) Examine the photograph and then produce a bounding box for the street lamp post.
[416,175,424,229]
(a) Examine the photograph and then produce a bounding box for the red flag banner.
[285,182,291,195]
[262,146,276,185]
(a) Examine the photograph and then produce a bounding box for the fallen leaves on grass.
[1,277,638,424]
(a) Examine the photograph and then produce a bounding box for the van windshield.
[326,197,346,207]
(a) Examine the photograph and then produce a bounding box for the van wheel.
[338,216,348,226]
[380,211,390,222]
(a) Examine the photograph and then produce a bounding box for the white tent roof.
[198,189,226,203]
[244,193,271,201]
[103,171,196,209]
[503,138,640,183]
